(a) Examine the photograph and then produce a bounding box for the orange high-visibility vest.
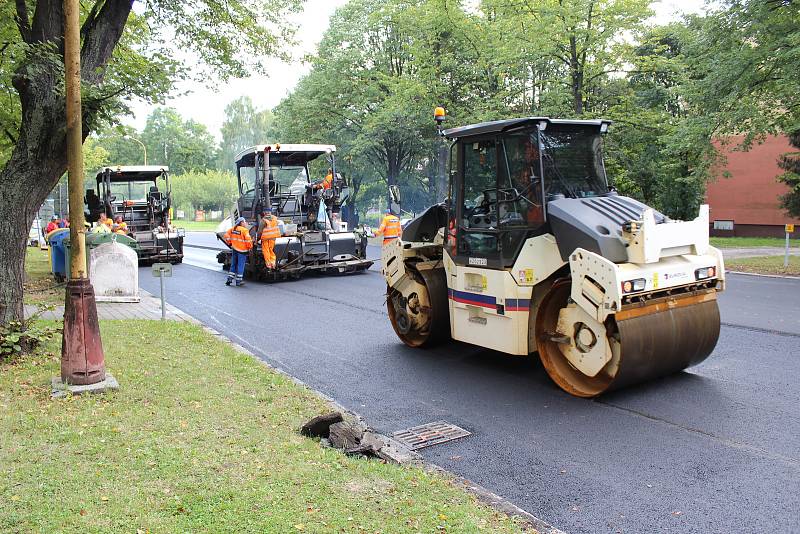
[260,217,280,240]
[322,173,333,190]
[378,214,401,243]
[225,225,253,253]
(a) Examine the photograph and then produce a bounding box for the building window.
[713,220,734,231]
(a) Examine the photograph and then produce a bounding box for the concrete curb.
[728,270,799,280]
[194,318,561,533]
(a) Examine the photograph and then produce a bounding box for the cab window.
[458,139,499,258]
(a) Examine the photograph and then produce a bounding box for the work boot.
[225,278,232,286]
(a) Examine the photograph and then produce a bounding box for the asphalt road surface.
[143,234,800,533]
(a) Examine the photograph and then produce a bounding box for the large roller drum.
[536,279,720,397]
[387,267,450,347]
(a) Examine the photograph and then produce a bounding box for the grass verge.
[0,321,523,533]
[710,236,797,248]
[175,220,222,232]
[24,246,63,308]
[725,255,800,276]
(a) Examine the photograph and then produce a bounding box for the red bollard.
[61,278,105,385]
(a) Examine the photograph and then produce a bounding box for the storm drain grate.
[392,421,471,450]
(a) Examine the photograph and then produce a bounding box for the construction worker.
[93,213,112,234]
[45,216,59,234]
[376,209,401,245]
[259,208,281,269]
[314,168,334,190]
[112,215,128,235]
[223,217,253,286]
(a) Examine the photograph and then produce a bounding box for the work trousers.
[228,251,248,284]
[262,239,276,268]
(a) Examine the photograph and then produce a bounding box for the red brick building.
[706,135,800,237]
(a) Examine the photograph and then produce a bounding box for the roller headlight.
[622,278,646,293]
[695,266,716,280]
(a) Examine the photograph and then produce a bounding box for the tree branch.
[80,0,134,83]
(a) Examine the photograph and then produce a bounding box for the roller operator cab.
[383,117,725,397]
[216,144,372,280]
[86,166,184,264]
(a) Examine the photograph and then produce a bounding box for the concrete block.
[51,372,119,399]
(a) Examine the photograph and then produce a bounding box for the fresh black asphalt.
[142,235,800,533]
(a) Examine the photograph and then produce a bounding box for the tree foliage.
[0,0,303,325]
[218,97,276,172]
[170,169,238,214]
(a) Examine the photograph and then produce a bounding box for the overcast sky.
[125,0,707,140]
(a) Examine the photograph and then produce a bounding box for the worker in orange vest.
[112,215,128,235]
[376,209,402,245]
[314,168,334,190]
[223,217,253,286]
[259,208,281,269]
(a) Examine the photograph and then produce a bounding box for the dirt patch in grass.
[726,255,800,276]
[0,321,524,533]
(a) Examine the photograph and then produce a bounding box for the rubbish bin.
[64,232,139,279]
[46,228,70,282]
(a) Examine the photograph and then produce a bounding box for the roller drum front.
[609,294,720,392]
[537,281,721,397]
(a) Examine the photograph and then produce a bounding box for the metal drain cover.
[392,421,471,450]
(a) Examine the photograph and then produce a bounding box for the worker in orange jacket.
[112,215,128,235]
[259,208,281,269]
[314,168,334,190]
[223,217,253,286]
[376,209,402,245]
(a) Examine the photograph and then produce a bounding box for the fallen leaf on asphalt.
[449,455,462,461]
[672,511,682,516]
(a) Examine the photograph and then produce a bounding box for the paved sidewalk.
[722,246,798,259]
[24,289,196,322]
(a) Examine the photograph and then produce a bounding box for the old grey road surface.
[144,233,800,533]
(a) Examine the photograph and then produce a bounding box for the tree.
[141,107,217,173]
[0,0,302,324]
[778,130,800,217]
[170,170,239,215]
[218,96,276,172]
[484,0,653,115]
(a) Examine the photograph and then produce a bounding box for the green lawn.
[710,236,797,248]
[174,220,223,232]
[24,246,63,307]
[725,255,800,276]
[0,321,523,533]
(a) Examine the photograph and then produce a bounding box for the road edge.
[188,311,563,533]
[727,270,799,280]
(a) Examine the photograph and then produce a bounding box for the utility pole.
[61,0,106,386]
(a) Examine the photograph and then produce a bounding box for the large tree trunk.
[0,0,133,325]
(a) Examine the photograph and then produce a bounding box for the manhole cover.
[392,421,471,450]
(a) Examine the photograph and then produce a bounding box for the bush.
[0,307,60,361]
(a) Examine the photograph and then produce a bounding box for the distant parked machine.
[216,144,372,280]
[86,166,184,264]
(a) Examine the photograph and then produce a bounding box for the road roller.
[382,115,724,397]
